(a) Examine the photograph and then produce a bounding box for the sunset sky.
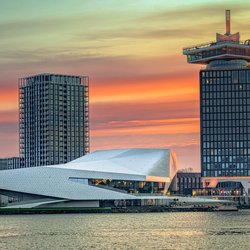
[1,0,250,170]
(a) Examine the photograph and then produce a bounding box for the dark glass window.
[200,69,250,177]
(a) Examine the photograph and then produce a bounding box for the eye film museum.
[0,149,181,208]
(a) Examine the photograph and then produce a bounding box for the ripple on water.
[0,211,249,250]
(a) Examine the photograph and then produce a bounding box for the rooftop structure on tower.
[183,10,250,196]
[183,10,250,68]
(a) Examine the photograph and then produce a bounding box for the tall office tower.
[183,10,250,195]
[19,73,89,168]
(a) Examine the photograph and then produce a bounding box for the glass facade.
[176,172,202,195]
[200,69,250,177]
[19,74,89,167]
[69,177,166,194]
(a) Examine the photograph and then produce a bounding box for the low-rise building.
[0,157,21,170]
[173,172,202,196]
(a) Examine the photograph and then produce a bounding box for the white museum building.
[0,148,178,208]
[0,148,224,208]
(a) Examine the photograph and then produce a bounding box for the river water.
[0,210,249,250]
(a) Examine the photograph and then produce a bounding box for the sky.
[1,0,250,171]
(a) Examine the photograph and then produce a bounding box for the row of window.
[203,127,250,133]
[202,82,250,91]
[178,177,200,182]
[202,78,249,86]
[201,69,250,80]
[203,155,250,162]
[203,115,250,122]
[23,91,85,99]
[21,76,85,86]
[82,178,166,194]
[202,140,250,148]
[203,142,250,148]
[202,123,249,129]
[203,132,249,138]
[202,98,250,105]
[202,147,250,158]
[203,170,250,177]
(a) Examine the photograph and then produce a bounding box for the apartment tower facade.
[183,10,250,195]
[19,73,89,167]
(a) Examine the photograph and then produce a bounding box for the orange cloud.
[0,89,18,111]
[91,117,199,137]
[91,73,198,104]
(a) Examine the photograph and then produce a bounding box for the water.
[0,210,249,250]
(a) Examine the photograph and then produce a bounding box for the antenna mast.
[226,10,230,35]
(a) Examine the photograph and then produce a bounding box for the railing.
[183,40,250,53]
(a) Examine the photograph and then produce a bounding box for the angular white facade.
[0,148,178,208]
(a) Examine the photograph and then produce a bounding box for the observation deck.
[183,40,250,64]
[183,10,250,65]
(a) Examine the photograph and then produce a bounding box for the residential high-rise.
[19,73,89,167]
[183,10,250,195]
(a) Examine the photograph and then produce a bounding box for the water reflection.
[0,211,249,249]
[207,229,250,235]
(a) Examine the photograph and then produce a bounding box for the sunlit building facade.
[183,10,250,195]
[0,148,179,208]
[175,172,202,196]
[19,73,89,168]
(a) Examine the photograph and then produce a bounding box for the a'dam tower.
[183,10,250,195]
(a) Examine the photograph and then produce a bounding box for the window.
[232,71,238,83]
